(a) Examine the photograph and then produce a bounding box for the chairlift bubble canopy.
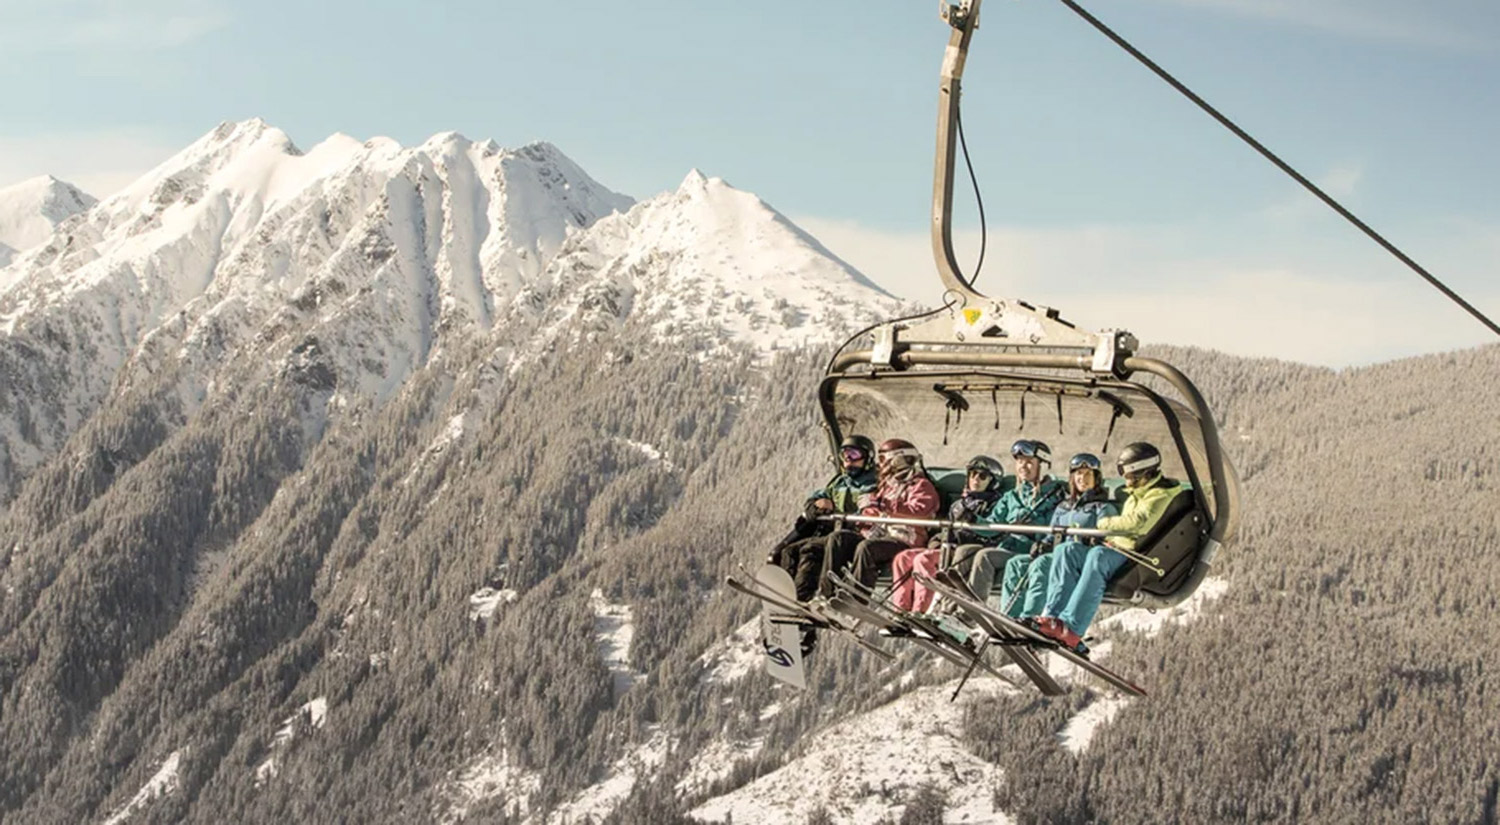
[818,0,1242,610]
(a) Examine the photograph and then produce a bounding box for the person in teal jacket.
[964,439,1066,610]
[1000,452,1118,620]
[1039,442,1181,655]
[769,434,878,603]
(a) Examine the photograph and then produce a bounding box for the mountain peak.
[678,168,710,192]
[0,174,97,256]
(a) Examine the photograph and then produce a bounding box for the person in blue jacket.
[1039,442,1180,656]
[768,434,878,602]
[964,439,1067,610]
[1000,452,1119,620]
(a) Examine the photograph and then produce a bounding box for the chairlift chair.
[819,0,1241,610]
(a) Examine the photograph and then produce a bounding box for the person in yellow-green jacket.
[1037,442,1180,656]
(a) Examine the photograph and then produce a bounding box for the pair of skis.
[917,570,1148,697]
[727,563,1147,697]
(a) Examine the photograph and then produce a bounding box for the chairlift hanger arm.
[933,0,985,304]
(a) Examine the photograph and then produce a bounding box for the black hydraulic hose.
[822,297,958,378]
[1055,0,1500,339]
[956,106,989,289]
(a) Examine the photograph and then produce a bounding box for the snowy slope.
[0,120,900,505]
[687,578,1232,824]
[0,175,96,268]
[691,679,1016,825]
[520,169,902,355]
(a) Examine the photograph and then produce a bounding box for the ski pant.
[851,537,910,592]
[966,542,1025,612]
[1047,541,1132,635]
[819,529,870,597]
[774,533,835,603]
[1000,551,1055,618]
[891,547,943,612]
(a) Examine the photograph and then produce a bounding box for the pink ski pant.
[891,547,943,612]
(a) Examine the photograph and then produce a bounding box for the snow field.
[590,588,639,697]
[102,749,183,825]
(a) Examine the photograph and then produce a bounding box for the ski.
[823,572,1022,691]
[916,571,1148,697]
[726,566,895,665]
[924,570,1066,696]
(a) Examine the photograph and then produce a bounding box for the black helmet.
[839,434,875,467]
[965,455,1003,491]
[1067,452,1105,491]
[1115,442,1162,478]
[965,455,1003,476]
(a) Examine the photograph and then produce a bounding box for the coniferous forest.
[2,320,1498,823]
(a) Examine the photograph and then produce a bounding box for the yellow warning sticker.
[962,308,983,325]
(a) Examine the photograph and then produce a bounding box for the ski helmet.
[877,438,922,478]
[965,455,1003,491]
[1067,452,1104,490]
[1115,442,1162,479]
[839,434,875,467]
[1010,439,1052,465]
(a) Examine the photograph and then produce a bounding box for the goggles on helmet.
[1069,453,1102,471]
[1117,456,1162,476]
[881,450,921,474]
[840,446,867,463]
[1010,440,1051,463]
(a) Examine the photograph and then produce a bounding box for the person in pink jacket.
[827,438,941,595]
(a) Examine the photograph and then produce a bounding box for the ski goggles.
[1069,453,1102,471]
[1118,456,1162,476]
[840,446,867,462]
[967,466,994,478]
[880,447,922,464]
[1010,440,1051,463]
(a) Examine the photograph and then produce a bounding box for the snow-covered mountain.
[0,175,96,267]
[0,119,901,504]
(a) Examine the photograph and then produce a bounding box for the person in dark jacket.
[890,455,1003,613]
[1001,452,1118,620]
[769,434,878,602]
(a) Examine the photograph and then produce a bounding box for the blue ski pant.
[1045,541,1131,635]
[1000,552,1053,618]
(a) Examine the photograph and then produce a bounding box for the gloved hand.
[1029,543,1047,560]
[950,499,974,524]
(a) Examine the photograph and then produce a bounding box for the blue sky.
[2,0,1496,365]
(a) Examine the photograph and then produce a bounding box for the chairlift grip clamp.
[941,0,979,30]
[1091,329,1138,378]
[872,325,897,367]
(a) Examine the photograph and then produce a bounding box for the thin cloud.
[1258,161,1365,223]
[0,0,229,51]
[1143,0,1493,52]
[0,128,178,199]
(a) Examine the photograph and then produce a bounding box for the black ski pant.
[851,537,911,591]
[818,529,870,598]
[775,533,833,602]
